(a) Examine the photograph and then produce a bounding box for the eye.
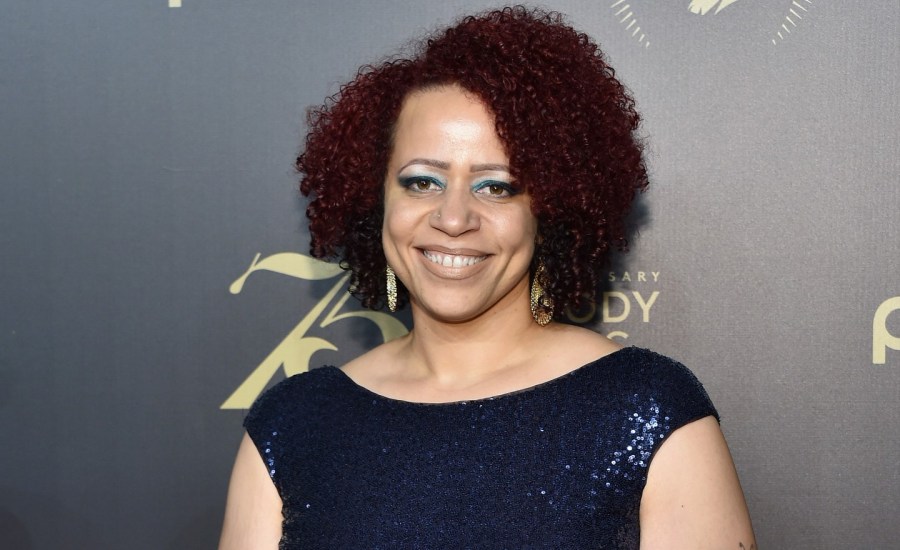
[485,183,508,196]
[473,180,517,198]
[400,176,444,193]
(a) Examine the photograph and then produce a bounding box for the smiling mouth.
[422,250,487,268]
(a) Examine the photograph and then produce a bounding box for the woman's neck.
[401,287,549,388]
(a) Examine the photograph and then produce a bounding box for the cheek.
[381,188,399,237]
[498,208,538,250]
[382,196,419,248]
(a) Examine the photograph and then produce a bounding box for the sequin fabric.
[244,346,718,549]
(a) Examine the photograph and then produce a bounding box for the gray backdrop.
[1,1,898,548]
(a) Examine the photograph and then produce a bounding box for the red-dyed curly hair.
[298,6,647,318]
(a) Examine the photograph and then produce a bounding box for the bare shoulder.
[219,433,282,549]
[639,416,756,549]
[530,323,623,368]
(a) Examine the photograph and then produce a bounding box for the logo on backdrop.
[610,0,817,48]
[221,252,407,409]
[873,296,900,365]
[566,270,662,341]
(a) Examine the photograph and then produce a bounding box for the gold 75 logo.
[220,252,408,409]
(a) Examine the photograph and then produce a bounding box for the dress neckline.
[326,346,634,407]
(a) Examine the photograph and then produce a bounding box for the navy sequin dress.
[244,346,718,549]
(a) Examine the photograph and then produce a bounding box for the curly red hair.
[298,6,647,317]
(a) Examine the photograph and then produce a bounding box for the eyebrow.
[398,158,510,173]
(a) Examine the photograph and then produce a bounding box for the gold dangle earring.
[386,266,398,312]
[530,260,554,326]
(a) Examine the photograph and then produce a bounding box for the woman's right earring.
[386,266,398,312]
[530,261,554,326]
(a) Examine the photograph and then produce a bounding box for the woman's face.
[382,85,537,323]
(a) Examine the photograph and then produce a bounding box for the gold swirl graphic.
[221,252,408,409]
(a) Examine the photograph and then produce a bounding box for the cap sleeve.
[637,350,720,467]
[242,376,303,496]
[647,351,718,427]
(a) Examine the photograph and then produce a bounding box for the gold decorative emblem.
[221,253,408,409]
[688,0,817,45]
[610,1,817,49]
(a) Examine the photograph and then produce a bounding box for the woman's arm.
[219,432,283,550]
[639,416,756,549]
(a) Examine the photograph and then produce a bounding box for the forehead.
[390,85,507,163]
[397,85,490,120]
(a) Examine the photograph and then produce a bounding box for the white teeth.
[423,250,486,268]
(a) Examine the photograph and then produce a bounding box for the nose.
[430,188,480,236]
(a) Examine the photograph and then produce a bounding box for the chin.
[412,298,485,324]
[422,308,481,324]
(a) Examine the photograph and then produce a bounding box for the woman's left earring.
[386,266,398,312]
[530,261,554,326]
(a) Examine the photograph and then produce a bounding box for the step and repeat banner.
[1,1,897,548]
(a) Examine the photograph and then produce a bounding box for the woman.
[220,7,755,549]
